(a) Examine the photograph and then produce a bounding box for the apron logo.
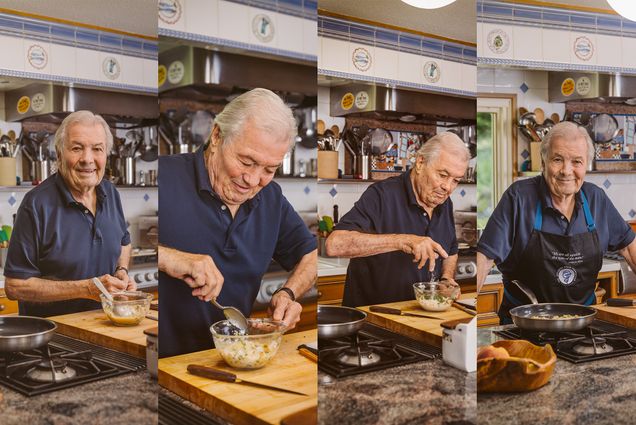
[556,266,577,286]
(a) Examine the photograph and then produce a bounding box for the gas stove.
[318,323,440,378]
[0,334,145,396]
[496,320,636,364]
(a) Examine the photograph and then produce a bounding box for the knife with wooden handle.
[369,306,442,319]
[187,364,308,396]
[606,298,636,307]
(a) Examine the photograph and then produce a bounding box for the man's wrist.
[272,286,296,302]
[115,266,128,274]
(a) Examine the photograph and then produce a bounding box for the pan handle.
[510,280,539,304]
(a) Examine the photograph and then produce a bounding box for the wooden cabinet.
[477,282,503,327]
[317,275,345,305]
[0,289,18,315]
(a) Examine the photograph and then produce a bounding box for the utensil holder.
[0,157,16,186]
[355,155,370,180]
[318,151,338,179]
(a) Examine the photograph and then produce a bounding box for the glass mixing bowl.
[413,281,460,312]
[100,291,153,326]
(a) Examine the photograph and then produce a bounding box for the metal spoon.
[92,277,113,301]
[210,298,249,331]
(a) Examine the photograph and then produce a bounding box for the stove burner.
[572,337,614,356]
[336,343,381,366]
[495,320,636,364]
[26,359,77,383]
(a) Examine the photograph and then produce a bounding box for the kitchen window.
[477,95,516,228]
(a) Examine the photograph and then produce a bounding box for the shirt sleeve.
[334,185,382,233]
[3,203,42,279]
[477,186,518,264]
[273,195,316,271]
[446,200,459,256]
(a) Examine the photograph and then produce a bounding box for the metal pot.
[317,305,366,339]
[508,280,597,332]
[0,316,56,352]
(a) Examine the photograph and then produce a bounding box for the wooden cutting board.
[159,330,317,425]
[357,293,475,348]
[50,309,157,358]
[594,300,636,329]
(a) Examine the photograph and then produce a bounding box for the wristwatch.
[114,266,128,274]
[272,286,295,302]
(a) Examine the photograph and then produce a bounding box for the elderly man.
[158,88,317,357]
[477,121,636,323]
[326,132,470,307]
[4,111,133,317]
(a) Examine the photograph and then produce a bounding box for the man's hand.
[268,291,302,330]
[114,269,135,291]
[440,277,461,297]
[88,274,127,300]
[160,247,224,301]
[400,236,449,271]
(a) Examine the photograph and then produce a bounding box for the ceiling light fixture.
[401,0,457,9]
[607,0,636,22]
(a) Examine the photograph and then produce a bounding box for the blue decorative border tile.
[0,68,157,94]
[478,0,636,38]
[0,12,157,60]
[224,0,316,20]
[318,16,476,66]
[478,57,636,76]
[318,68,476,98]
[158,28,317,62]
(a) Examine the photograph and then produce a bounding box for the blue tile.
[463,49,477,59]
[399,34,421,51]
[0,16,23,30]
[444,44,464,57]
[8,195,16,206]
[542,12,570,23]
[322,19,349,35]
[603,179,612,189]
[122,38,143,52]
[520,82,529,93]
[24,22,50,36]
[630,209,636,218]
[597,16,622,30]
[100,34,122,49]
[375,29,399,45]
[570,14,595,27]
[483,4,513,17]
[513,9,541,21]
[50,25,75,41]
[349,24,375,42]
[304,0,318,12]
[143,193,150,202]
[421,39,443,55]
[521,149,530,159]
[460,189,466,197]
[329,187,338,198]
[303,186,311,195]
[76,30,99,44]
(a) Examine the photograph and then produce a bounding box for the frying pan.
[0,316,57,352]
[589,113,619,143]
[508,280,596,332]
[317,305,366,339]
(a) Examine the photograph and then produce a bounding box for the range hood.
[329,84,475,126]
[4,83,158,123]
[159,46,316,104]
[548,72,636,103]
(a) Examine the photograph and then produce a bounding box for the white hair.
[55,111,113,173]
[212,88,297,149]
[540,121,594,165]
[416,132,470,164]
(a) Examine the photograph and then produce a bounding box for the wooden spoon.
[533,108,545,125]
[316,119,325,135]
[550,113,560,123]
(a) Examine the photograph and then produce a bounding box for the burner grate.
[495,320,636,364]
[318,323,440,378]
[0,334,144,396]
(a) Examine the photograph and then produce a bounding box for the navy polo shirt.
[158,149,315,357]
[334,170,458,307]
[478,175,634,277]
[4,173,130,317]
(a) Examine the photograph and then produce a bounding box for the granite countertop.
[318,359,476,425]
[477,326,636,425]
[159,387,228,425]
[0,372,157,425]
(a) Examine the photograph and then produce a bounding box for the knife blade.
[606,298,636,307]
[369,305,442,319]
[187,364,308,396]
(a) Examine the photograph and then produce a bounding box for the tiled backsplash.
[317,181,475,219]
[0,186,158,248]
[584,173,636,221]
